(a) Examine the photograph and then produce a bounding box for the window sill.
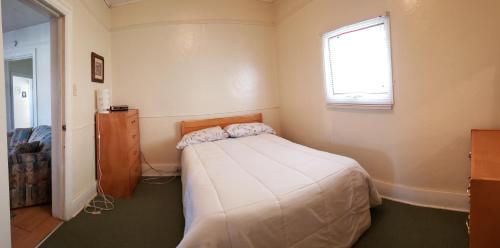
[326,103,393,110]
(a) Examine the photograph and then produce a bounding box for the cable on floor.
[84,137,176,215]
[141,152,178,185]
[83,181,115,215]
[84,132,115,215]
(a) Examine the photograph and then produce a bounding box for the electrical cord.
[103,0,111,8]
[84,130,115,215]
[141,152,178,185]
[84,124,177,215]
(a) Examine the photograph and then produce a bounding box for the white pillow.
[224,123,276,138]
[176,126,229,150]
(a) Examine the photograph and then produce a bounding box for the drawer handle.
[466,220,470,234]
[131,120,136,124]
[132,134,137,139]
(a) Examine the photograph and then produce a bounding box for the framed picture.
[91,52,104,83]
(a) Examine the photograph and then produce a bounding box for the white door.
[11,76,33,128]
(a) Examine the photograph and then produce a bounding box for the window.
[322,16,393,109]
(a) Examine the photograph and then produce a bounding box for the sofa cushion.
[29,126,51,152]
[8,152,51,208]
[14,141,42,154]
[9,128,33,149]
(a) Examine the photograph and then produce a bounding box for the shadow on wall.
[282,129,395,186]
[326,143,395,184]
[139,117,182,168]
[416,135,470,192]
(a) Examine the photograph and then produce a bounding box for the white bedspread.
[179,134,381,248]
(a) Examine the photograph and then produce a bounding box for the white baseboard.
[373,179,469,212]
[142,163,180,177]
[69,180,97,218]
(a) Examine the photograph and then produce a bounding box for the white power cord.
[84,131,115,215]
[84,124,176,215]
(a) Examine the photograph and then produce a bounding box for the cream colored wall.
[59,0,112,217]
[111,0,273,30]
[81,0,112,29]
[111,0,280,171]
[275,0,500,209]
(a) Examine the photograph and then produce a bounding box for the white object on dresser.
[96,88,110,113]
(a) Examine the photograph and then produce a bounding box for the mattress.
[179,134,381,248]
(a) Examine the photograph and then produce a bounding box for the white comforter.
[179,134,381,248]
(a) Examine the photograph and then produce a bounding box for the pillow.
[14,141,42,154]
[224,123,276,138]
[9,128,33,148]
[176,126,229,150]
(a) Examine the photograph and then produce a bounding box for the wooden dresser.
[96,109,141,198]
[469,130,500,248]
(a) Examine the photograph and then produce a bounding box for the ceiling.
[104,0,276,8]
[2,0,51,33]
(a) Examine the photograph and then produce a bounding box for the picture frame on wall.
[91,52,104,83]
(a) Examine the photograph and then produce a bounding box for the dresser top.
[96,109,138,117]
[471,130,500,181]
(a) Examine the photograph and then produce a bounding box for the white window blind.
[322,16,393,109]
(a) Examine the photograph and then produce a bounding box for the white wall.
[111,0,280,174]
[275,0,500,210]
[3,22,52,126]
[0,3,12,246]
[62,0,112,218]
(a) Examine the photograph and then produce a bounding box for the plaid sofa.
[7,126,51,209]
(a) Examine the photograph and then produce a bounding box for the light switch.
[72,84,78,96]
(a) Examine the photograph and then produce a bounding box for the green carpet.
[41,178,468,248]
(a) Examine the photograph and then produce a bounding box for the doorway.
[11,75,34,128]
[5,57,36,130]
[1,0,67,246]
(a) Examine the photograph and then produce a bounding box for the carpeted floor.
[41,178,468,248]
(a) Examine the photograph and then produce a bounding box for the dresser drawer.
[96,109,141,198]
[126,126,140,148]
[128,146,140,167]
[469,130,500,248]
[125,115,139,147]
[127,115,139,131]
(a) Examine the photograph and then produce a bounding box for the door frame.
[4,50,38,130]
[41,0,73,221]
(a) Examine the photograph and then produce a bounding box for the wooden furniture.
[469,130,500,248]
[96,109,141,198]
[180,113,263,136]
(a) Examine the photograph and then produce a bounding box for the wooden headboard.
[180,113,263,137]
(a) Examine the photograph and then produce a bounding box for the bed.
[178,113,381,248]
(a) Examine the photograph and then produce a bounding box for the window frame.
[322,15,394,110]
